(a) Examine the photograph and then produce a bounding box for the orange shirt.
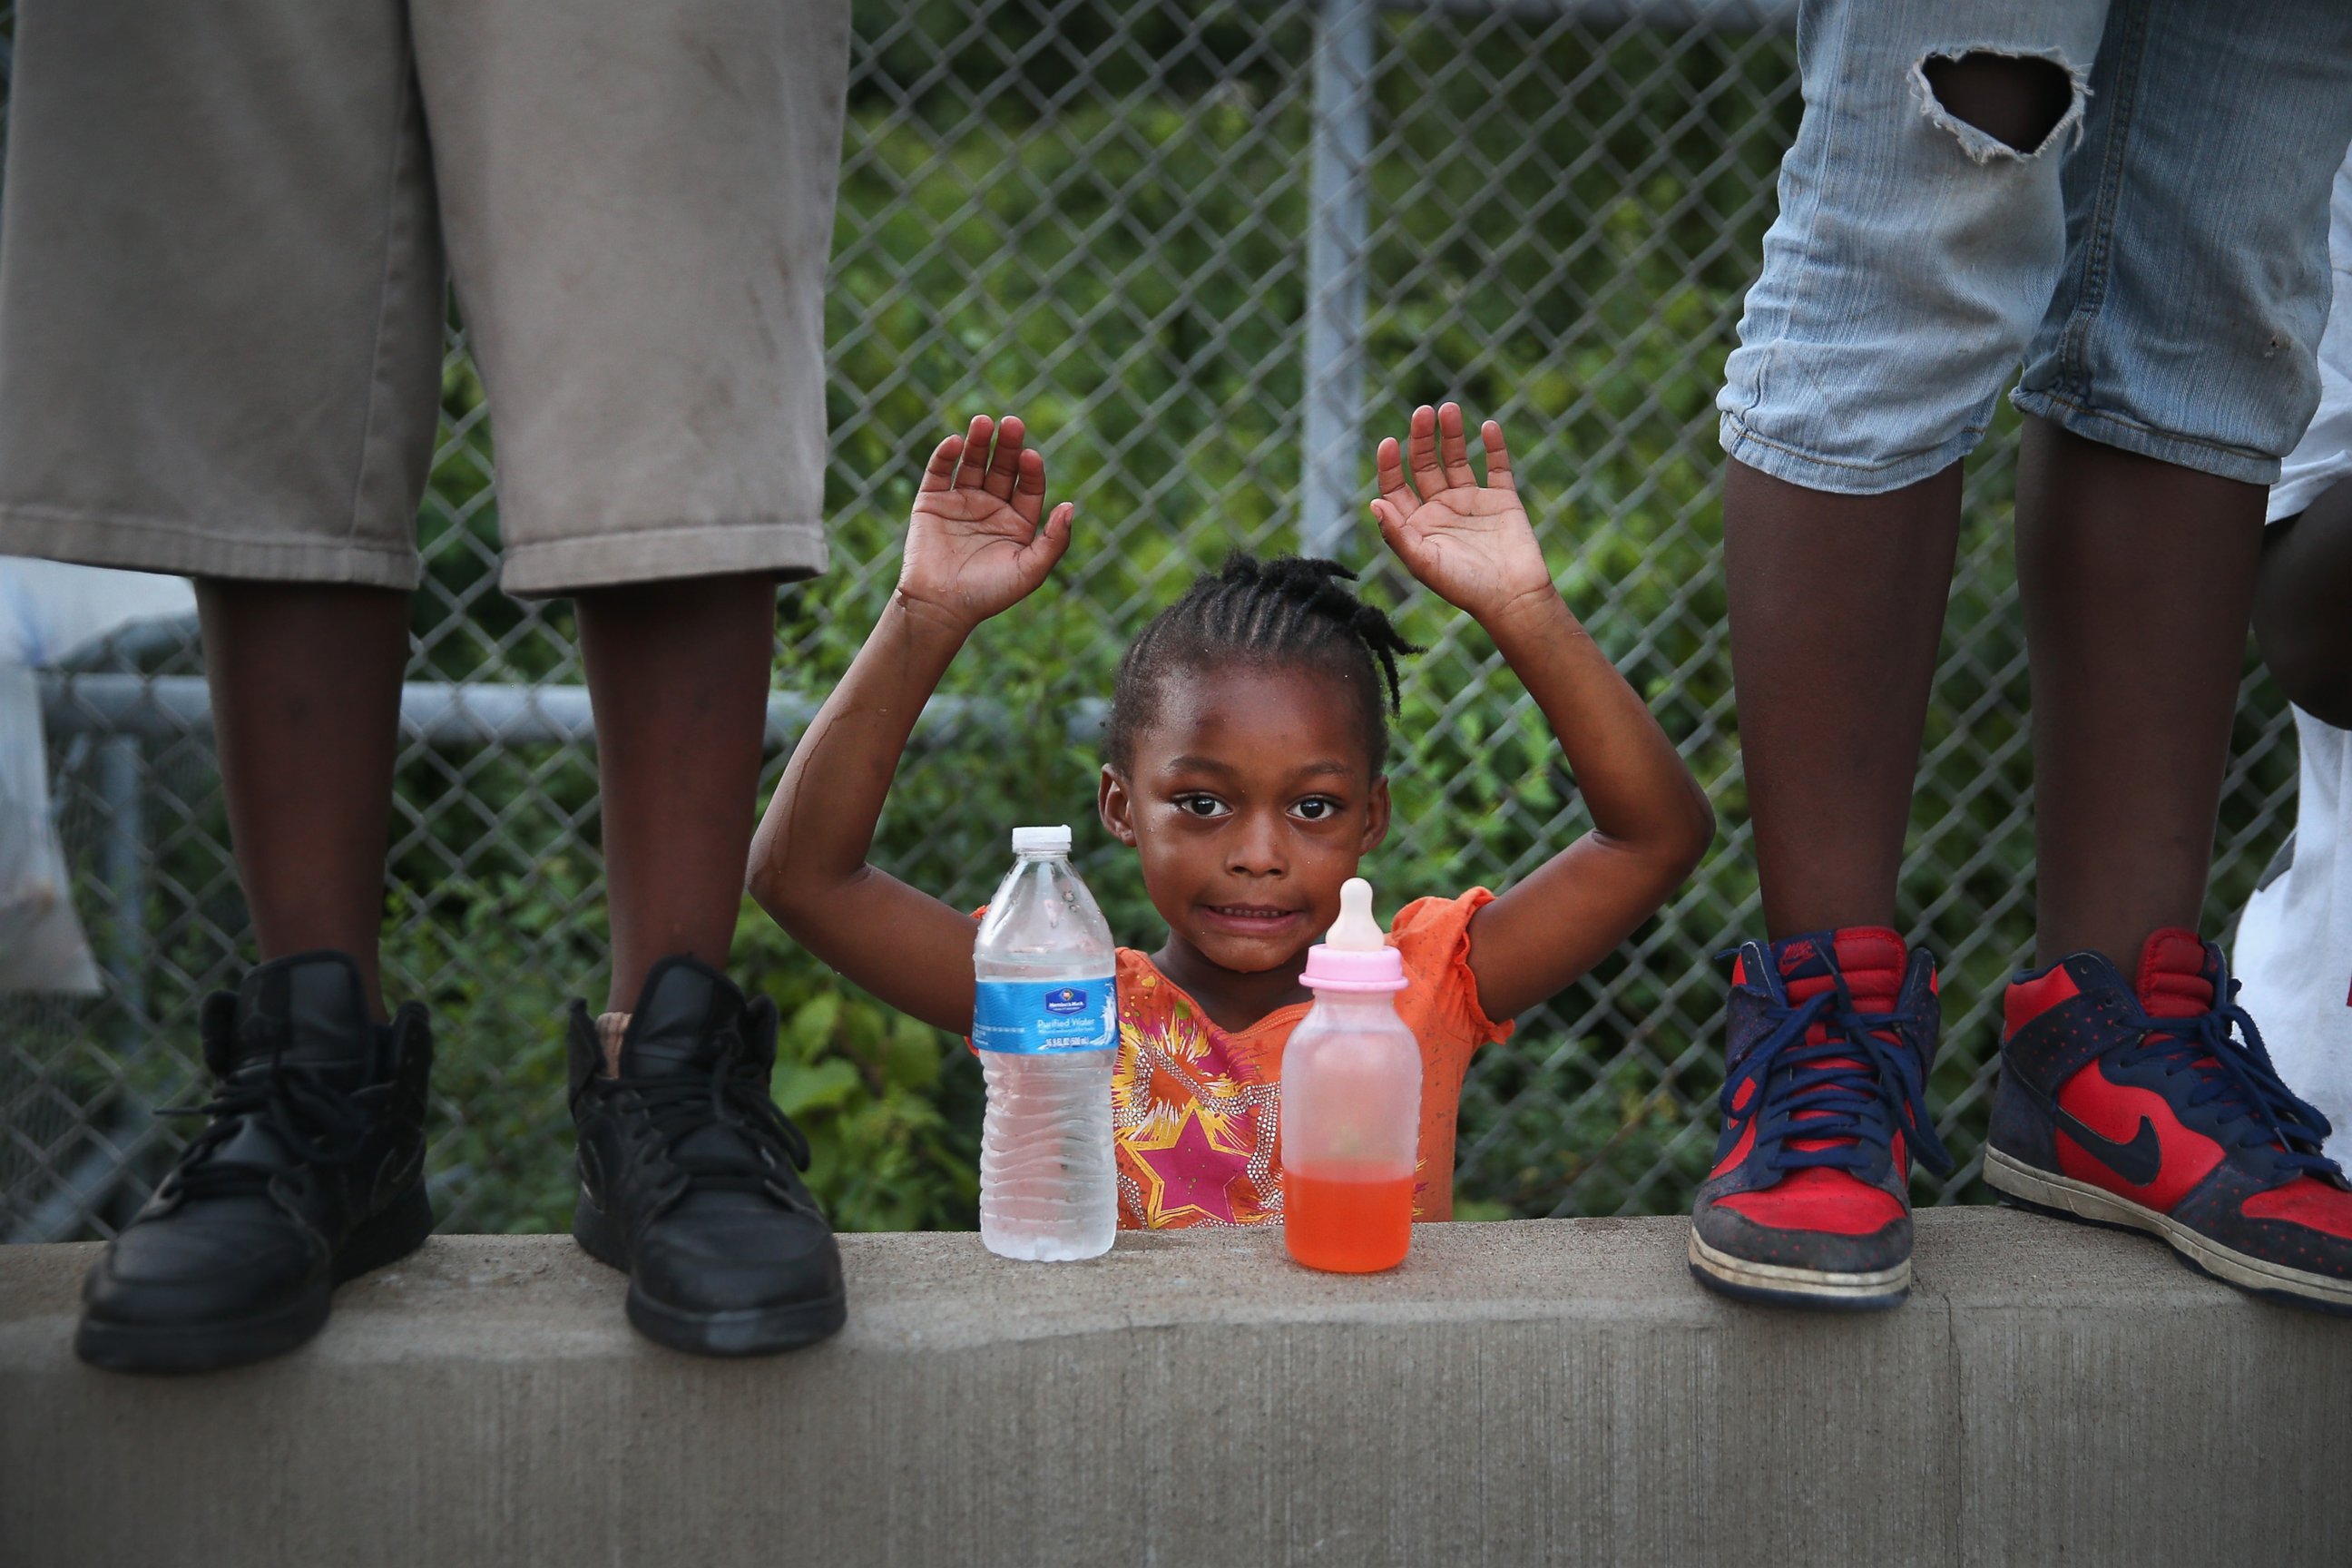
[1110,888,1513,1229]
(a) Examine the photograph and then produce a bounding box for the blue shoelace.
[2120,978,2340,1178]
[1722,984,1954,1181]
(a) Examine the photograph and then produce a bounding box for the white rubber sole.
[1687,1226,1909,1308]
[1984,1145,2352,1313]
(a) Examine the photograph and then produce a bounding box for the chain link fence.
[4,0,2300,1240]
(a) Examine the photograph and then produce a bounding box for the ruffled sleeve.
[1387,887,1514,1047]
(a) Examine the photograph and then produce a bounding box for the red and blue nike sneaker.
[1689,927,1951,1309]
[1985,928,2352,1314]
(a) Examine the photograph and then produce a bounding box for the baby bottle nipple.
[1300,877,1405,992]
[1328,878,1381,948]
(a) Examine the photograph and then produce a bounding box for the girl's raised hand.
[897,414,1075,631]
[1369,404,1554,623]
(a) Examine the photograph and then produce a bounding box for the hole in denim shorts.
[1915,51,2085,162]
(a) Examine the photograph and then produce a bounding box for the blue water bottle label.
[973,975,1117,1054]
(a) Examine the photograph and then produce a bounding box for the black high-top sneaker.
[76,950,434,1373]
[568,956,845,1356]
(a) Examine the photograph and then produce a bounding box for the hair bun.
[1244,554,1357,593]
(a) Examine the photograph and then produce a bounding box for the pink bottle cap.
[1300,878,1406,993]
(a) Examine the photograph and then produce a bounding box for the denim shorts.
[1720,0,2352,495]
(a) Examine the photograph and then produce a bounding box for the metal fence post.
[94,734,147,1035]
[1299,0,1377,562]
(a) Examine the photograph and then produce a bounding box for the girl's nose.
[1226,813,1288,877]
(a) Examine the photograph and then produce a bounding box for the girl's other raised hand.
[896,414,1075,632]
[1368,403,1555,625]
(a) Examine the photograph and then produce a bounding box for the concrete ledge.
[3,1210,2346,1567]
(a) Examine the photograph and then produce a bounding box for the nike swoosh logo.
[380,1141,425,1193]
[2056,1108,2162,1187]
[2010,1067,2164,1187]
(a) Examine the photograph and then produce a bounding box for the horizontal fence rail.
[38,675,1109,750]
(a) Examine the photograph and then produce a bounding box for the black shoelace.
[610,1015,813,1212]
[156,1015,378,1200]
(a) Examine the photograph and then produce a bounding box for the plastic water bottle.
[1281,877,1420,1273]
[973,824,1119,1260]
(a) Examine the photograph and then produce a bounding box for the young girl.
[750,403,1713,1227]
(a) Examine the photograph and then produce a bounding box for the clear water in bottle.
[973,824,1119,1260]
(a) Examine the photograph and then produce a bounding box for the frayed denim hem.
[1717,411,1986,497]
[2009,387,2286,487]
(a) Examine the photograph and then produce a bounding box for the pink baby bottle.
[1281,877,1420,1272]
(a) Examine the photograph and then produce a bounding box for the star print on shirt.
[1128,1104,1254,1225]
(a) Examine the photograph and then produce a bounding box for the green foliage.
[372,863,983,1233]
[735,904,984,1233]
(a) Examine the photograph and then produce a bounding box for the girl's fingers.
[1437,402,1475,487]
[984,414,1025,501]
[1011,446,1048,527]
[1406,404,1448,496]
[919,435,963,494]
[951,414,994,491]
[1371,499,1437,578]
[1024,501,1075,574]
[1376,436,1420,510]
[1480,420,1517,491]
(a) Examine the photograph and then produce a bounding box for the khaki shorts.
[0,0,849,597]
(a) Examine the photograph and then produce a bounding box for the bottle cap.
[1300,877,1406,993]
[1010,824,1072,855]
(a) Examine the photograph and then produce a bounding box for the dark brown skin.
[1726,414,2269,974]
[200,570,776,1026]
[2014,419,2267,969]
[1723,460,1961,938]
[576,573,779,1010]
[750,404,1714,1034]
[2254,476,2352,729]
[200,580,412,1019]
[1920,52,2075,156]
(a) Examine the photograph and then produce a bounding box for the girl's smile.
[1197,902,1308,931]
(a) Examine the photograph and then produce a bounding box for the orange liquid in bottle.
[1284,1170,1415,1273]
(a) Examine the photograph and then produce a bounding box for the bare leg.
[2015,416,2267,969]
[1722,459,1964,936]
[198,580,410,1019]
[576,573,778,1013]
[2253,476,2352,729]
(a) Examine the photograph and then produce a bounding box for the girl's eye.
[1292,797,1341,822]
[1173,794,1229,819]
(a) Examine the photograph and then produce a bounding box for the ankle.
[2031,921,2196,976]
[596,1012,632,1076]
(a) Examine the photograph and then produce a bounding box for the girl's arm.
[1367,402,1715,1022]
[748,414,1074,1034]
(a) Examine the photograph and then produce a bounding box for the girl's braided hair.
[1104,554,1420,773]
